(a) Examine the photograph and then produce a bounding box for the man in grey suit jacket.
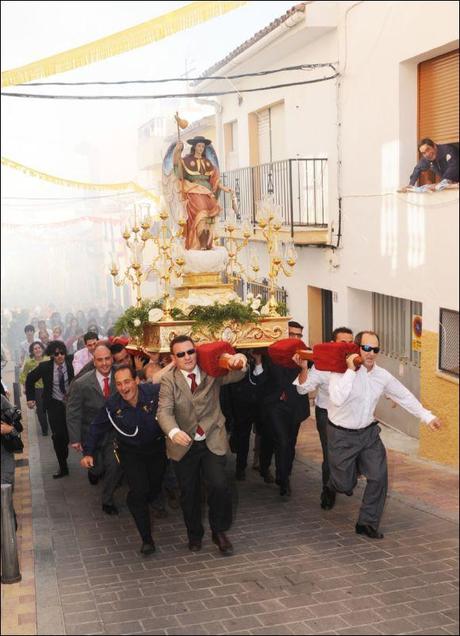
[157,335,247,555]
[66,344,122,514]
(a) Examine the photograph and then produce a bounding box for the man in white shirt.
[294,327,354,510]
[295,330,441,539]
[72,331,99,375]
[19,324,35,365]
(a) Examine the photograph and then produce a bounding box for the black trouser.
[90,430,124,506]
[118,439,167,543]
[315,406,330,488]
[261,403,302,487]
[34,388,48,435]
[172,441,232,541]
[46,399,69,470]
[231,407,257,471]
[257,416,274,474]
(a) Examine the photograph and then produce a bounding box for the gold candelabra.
[110,203,185,315]
[221,208,252,281]
[254,195,297,316]
[144,206,185,319]
[110,204,149,307]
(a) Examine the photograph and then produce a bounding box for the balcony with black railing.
[220,158,328,238]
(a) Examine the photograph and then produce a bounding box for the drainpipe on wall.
[334,1,364,249]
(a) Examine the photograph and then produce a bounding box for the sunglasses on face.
[360,345,380,353]
[54,351,65,357]
[175,348,196,358]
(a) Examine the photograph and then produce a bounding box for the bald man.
[66,344,122,515]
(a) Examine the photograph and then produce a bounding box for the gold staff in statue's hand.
[174,112,189,204]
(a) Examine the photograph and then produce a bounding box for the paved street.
[4,404,455,636]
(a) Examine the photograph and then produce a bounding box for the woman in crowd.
[52,324,64,340]
[19,340,49,436]
[38,329,50,348]
[64,318,83,352]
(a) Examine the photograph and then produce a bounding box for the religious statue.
[163,130,234,250]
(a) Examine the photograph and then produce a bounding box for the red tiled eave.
[192,2,310,85]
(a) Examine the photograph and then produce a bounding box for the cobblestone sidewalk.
[2,396,459,636]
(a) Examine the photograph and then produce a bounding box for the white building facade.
[194,1,459,465]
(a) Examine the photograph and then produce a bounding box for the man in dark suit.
[66,343,122,514]
[26,340,74,478]
[259,322,311,497]
[220,349,265,481]
[157,336,247,556]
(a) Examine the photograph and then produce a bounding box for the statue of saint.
[163,135,233,250]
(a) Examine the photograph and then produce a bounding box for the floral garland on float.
[114,294,288,352]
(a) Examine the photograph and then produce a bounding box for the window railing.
[439,308,459,378]
[223,275,288,308]
[220,158,328,234]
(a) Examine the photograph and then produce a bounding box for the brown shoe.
[212,531,233,556]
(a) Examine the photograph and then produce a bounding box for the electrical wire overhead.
[2,72,340,100]
[14,63,338,86]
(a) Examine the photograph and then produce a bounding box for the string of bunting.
[1,1,247,87]
[1,157,161,204]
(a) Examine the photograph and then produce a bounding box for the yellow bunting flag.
[2,1,247,87]
[1,156,161,204]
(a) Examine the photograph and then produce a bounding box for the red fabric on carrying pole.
[196,341,236,377]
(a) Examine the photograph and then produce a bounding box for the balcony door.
[256,102,285,165]
[250,102,286,209]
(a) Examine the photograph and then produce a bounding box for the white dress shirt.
[327,365,434,430]
[293,364,330,409]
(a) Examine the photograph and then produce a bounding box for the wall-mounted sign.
[412,315,422,351]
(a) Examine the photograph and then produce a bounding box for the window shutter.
[257,109,271,165]
[418,49,459,144]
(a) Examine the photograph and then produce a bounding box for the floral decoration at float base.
[114,295,289,353]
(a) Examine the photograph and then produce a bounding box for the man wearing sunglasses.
[26,340,74,478]
[157,335,247,556]
[293,326,354,511]
[326,331,441,539]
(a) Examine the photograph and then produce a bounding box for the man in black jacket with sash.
[81,365,167,555]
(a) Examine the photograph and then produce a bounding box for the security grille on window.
[372,293,422,367]
[439,308,459,377]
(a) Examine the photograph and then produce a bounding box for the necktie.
[103,377,110,398]
[58,365,66,396]
[188,373,198,393]
[188,373,205,436]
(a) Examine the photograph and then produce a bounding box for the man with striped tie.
[157,335,247,556]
